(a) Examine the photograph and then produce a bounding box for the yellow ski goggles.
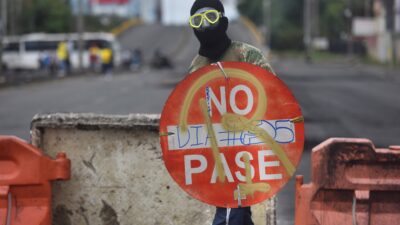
[189,9,223,29]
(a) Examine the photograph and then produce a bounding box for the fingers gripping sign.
[160,62,304,208]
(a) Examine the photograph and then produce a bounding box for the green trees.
[237,0,264,25]
[20,0,72,33]
[8,0,123,34]
[238,0,371,51]
[319,1,346,40]
[270,0,304,50]
[238,0,304,50]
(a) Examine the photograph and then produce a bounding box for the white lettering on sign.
[210,153,234,183]
[258,150,282,180]
[184,155,207,185]
[230,85,254,115]
[167,120,295,150]
[207,86,227,116]
[184,150,283,185]
[206,85,254,116]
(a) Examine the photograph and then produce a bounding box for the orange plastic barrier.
[295,138,400,225]
[0,136,70,225]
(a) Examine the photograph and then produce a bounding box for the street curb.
[111,18,143,37]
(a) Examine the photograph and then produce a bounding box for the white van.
[2,32,122,71]
[2,36,24,70]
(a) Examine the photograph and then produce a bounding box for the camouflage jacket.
[189,41,275,74]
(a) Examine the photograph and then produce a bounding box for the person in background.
[100,47,113,76]
[89,43,100,73]
[151,48,173,69]
[130,48,143,72]
[188,0,275,224]
[39,51,50,71]
[56,41,68,77]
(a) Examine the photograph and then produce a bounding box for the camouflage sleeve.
[243,45,276,75]
[188,55,209,74]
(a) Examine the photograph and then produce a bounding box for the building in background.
[161,0,239,25]
[352,0,399,63]
[140,0,159,23]
[90,0,135,17]
[69,0,139,17]
[68,0,240,25]
[396,0,400,62]
[70,0,91,15]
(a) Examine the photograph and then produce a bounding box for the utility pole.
[9,0,14,35]
[9,0,21,35]
[77,0,84,72]
[15,0,22,34]
[0,21,3,76]
[345,0,353,56]
[0,0,7,75]
[1,0,6,36]
[390,0,398,65]
[263,0,272,51]
[365,0,371,17]
[312,0,319,38]
[304,0,312,62]
[396,0,400,65]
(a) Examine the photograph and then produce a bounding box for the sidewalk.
[270,56,400,82]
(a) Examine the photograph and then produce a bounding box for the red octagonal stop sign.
[160,62,304,208]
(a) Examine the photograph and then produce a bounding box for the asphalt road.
[273,58,400,225]
[1,21,399,225]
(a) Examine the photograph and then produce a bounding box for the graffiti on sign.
[160,62,304,207]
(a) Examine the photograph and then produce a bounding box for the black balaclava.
[190,0,232,61]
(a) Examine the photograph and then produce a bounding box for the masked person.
[188,0,275,225]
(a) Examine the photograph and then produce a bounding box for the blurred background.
[1,0,400,72]
[0,0,399,225]
[1,0,400,63]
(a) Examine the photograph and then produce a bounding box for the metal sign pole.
[0,19,3,76]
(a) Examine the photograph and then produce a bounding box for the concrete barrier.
[295,138,400,225]
[31,113,276,225]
